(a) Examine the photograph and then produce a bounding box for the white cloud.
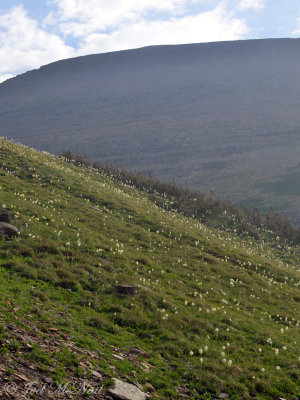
[237,0,265,12]
[48,0,209,37]
[76,4,248,55]
[0,5,75,79]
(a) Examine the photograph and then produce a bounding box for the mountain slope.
[0,39,300,225]
[0,138,299,399]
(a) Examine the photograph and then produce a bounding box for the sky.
[0,0,300,83]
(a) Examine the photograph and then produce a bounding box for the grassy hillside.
[0,138,299,399]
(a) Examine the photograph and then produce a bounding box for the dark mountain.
[0,38,299,224]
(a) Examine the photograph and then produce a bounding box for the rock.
[115,285,138,295]
[127,346,150,358]
[91,370,102,379]
[145,383,155,393]
[113,354,124,361]
[140,362,151,372]
[0,209,10,222]
[109,378,146,400]
[48,327,59,333]
[14,373,30,382]
[217,393,229,399]
[133,382,143,391]
[0,222,19,239]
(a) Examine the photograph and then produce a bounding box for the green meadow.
[0,138,299,399]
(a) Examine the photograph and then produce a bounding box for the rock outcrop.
[0,210,19,239]
[0,222,19,239]
[109,378,147,400]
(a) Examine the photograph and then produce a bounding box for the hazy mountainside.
[0,138,299,399]
[0,38,300,227]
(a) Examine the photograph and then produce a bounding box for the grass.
[0,138,299,399]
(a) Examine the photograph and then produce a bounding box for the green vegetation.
[60,150,300,245]
[0,138,299,399]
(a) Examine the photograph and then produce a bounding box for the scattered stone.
[217,393,229,399]
[127,346,149,358]
[91,206,101,211]
[113,354,124,361]
[133,381,144,391]
[140,362,151,372]
[14,373,30,382]
[109,378,146,400]
[145,383,155,393]
[0,209,10,222]
[0,222,19,239]
[115,285,138,295]
[91,370,102,379]
[48,327,59,333]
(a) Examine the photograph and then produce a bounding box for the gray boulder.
[109,378,146,400]
[0,222,19,239]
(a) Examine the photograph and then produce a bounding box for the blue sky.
[0,0,300,83]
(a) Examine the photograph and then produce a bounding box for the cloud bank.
[76,4,249,55]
